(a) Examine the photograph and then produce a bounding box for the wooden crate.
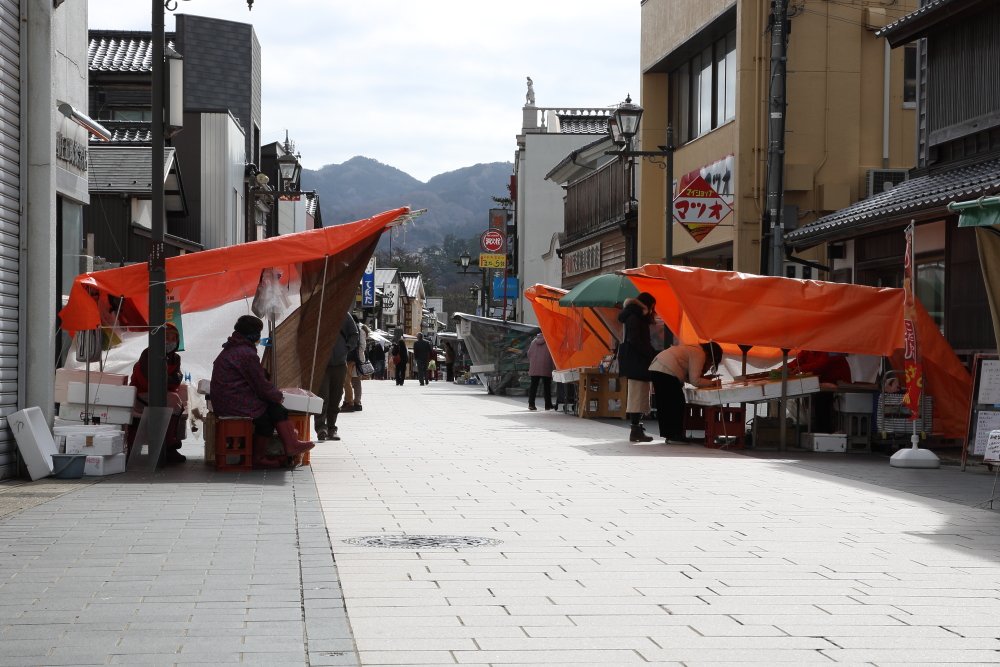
[579,369,628,420]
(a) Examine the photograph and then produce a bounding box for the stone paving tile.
[317,381,1000,666]
[0,444,359,666]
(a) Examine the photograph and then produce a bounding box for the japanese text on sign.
[564,242,601,277]
[673,175,732,243]
[479,253,506,269]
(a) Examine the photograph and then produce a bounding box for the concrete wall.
[638,0,918,276]
[515,131,603,324]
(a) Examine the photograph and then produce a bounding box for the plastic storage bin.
[51,454,87,479]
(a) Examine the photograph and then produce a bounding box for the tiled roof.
[305,192,319,216]
[374,268,398,287]
[786,158,1000,248]
[557,115,609,134]
[399,272,423,299]
[89,31,177,72]
[91,122,152,144]
[876,0,949,38]
[89,146,176,194]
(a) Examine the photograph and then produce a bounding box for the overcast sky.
[88,1,640,182]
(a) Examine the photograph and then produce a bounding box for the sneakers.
[330,428,340,441]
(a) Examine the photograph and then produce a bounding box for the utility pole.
[148,0,168,467]
[764,0,789,276]
[664,122,674,265]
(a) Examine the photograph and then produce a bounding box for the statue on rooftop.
[526,77,535,107]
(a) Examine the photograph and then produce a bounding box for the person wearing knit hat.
[616,292,657,442]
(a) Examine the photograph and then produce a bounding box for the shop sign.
[489,208,507,229]
[56,132,88,171]
[901,222,922,420]
[382,283,398,325]
[479,253,506,269]
[674,154,734,243]
[362,258,376,307]
[164,289,185,351]
[480,229,506,253]
[564,242,601,277]
[492,276,519,299]
[673,176,732,243]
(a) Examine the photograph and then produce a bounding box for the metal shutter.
[0,0,18,480]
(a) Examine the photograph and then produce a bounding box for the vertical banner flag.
[362,257,376,307]
[902,222,923,420]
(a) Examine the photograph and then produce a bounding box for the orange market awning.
[622,264,972,438]
[59,208,409,333]
[524,284,618,371]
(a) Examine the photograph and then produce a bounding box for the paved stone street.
[4,379,1000,666]
[319,380,1000,666]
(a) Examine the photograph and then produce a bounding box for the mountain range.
[301,157,513,251]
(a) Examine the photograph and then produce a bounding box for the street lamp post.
[459,251,488,316]
[604,96,675,265]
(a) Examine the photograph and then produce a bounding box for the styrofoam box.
[8,407,59,480]
[802,433,847,452]
[84,453,127,476]
[308,395,324,414]
[58,403,133,425]
[67,382,137,408]
[282,390,322,415]
[840,392,874,413]
[197,379,212,395]
[55,369,128,404]
[66,432,125,456]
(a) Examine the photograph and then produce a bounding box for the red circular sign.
[480,229,505,253]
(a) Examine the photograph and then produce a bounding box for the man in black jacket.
[412,333,433,386]
[315,313,358,441]
[617,292,657,442]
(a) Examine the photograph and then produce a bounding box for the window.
[112,109,152,122]
[916,260,944,333]
[903,44,917,108]
[671,30,737,144]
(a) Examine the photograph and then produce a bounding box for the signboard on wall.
[564,242,601,277]
[382,283,398,325]
[489,208,507,229]
[492,276,519,299]
[480,229,506,253]
[674,154,735,244]
[362,258,376,307]
[673,176,732,243]
[479,253,506,269]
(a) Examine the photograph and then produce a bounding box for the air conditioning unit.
[866,169,909,198]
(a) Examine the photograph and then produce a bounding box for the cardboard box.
[58,403,133,425]
[802,433,847,452]
[8,407,59,481]
[67,382,137,408]
[55,369,127,404]
[84,453,127,476]
[65,431,125,456]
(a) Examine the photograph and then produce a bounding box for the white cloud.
[88,0,639,181]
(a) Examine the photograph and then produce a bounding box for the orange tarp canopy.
[59,208,409,333]
[525,284,617,371]
[623,264,972,437]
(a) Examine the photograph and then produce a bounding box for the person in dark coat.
[211,315,315,468]
[367,340,386,380]
[391,338,409,385]
[444,342,456,382]
[130,323,185,462]
[617,292,657,442]
[412,333,433,386]
[315,313,358,440]
[526,333,554,411]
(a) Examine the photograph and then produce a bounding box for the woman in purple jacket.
[211,315,315,468]
[526,333,554,411]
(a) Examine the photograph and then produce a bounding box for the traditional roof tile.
[88,31,177,72]
[88,146,176,194]
[400,272,423,299]
[786,158,1000,248]
[557,115,610,134]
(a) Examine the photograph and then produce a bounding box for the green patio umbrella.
[558,273,639,308]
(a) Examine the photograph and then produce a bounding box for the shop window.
[112,109,153,122]
[917,260,945,333]
[671,29,737,144]
[903,45,917,108]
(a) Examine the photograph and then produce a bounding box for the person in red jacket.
[789,350,852,432]
[130,323,186,463]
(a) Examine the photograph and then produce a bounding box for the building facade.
[638,0,919,274]
[786,0,1000,358]
[514,99,612,324]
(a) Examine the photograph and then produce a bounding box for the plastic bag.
[252,267,292,320]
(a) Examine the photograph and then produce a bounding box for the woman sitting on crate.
[649,341,724,446]
[129,323,187,463]
[210,315,315,469]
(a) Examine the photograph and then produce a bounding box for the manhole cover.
[343,535,503,549]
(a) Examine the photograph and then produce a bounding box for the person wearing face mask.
[130,323,186,463]
[210,315,315,468]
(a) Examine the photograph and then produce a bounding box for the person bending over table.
[649,341,723,445]
[129,322,186,463]
[211,315,315,469]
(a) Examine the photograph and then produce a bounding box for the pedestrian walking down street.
[617,292,657,442]
[526,332,554,411]
[413,332,432,386]
[368,338,386,379]
[649,342,722,445]
[314,312,358,441]
[444,342,456,382]
[343,314,368,411]
[391,339,408,385]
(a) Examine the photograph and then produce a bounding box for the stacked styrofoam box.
[801,433,847,452]
[55,369,128,404]
[8,407,60,481]
[281,389,324,415]
[54,425,127,474]
[59,382,137,425]
[84,454,126,476]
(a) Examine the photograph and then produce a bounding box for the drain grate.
[343,535,503,549]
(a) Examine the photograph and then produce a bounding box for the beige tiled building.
[638,0,919,275]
